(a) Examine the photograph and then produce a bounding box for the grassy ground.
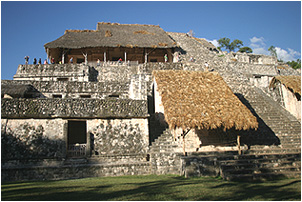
[1,175,301,201]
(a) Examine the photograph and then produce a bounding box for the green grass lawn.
[1,175,301,201]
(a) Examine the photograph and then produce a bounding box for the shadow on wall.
[148,112,169,145]
[88,66,99,82]
[1,123,65,161]
[195,127,238,147]
[235,93,280,146]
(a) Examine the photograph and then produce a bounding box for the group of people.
[24,56,56,65]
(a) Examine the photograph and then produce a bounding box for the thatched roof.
[44,22,176,49]
[153,70,258,131]
[270,75,301,96]
[1,84,40,98]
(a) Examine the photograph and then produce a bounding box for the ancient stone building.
[1,22,301,182]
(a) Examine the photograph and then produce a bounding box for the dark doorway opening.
[67,121,87,157]
[77,58,85,64]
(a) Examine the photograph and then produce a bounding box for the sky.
[1,1,301,80]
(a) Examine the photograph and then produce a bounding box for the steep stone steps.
[167,32,223,67]
[183,151,301,181]
[224,172,301,181]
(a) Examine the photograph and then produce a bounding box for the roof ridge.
[97,22,160,28]
[64,30,98,34]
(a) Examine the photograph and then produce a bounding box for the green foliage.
[268,46,277,58]
[218,37,243,52]
[1,175,301,201]
[238,46,253,53]
[287,59,301,69]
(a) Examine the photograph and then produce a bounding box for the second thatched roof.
[153,70,258,131]
[270,75,301,96]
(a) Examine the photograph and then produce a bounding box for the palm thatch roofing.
[1,84,40,98]
[44,22,176,49]
[270,75,301,96]
[153,70,258,131]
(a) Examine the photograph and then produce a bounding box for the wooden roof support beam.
[181,129,191,156]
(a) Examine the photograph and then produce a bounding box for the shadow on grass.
[1,176,301,201]
[208,179,301,201]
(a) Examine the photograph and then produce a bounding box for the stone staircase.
[168,32,224,67]
[181,86,301,181]
[149,115,183,175]
[150,32,301,181]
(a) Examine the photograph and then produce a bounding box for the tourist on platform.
[44,59,48,64]
[24,56,29,64]
[33,58,37,65]
[164,54,168,63]
[97,59,101,66]
[204,61,209,71]
[38,58,42,64]
[118,58,122,64]
[51,58,55,64]
[70,57,73,64]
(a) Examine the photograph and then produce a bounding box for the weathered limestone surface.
[2,80,130,99]
[88,119,149,155]
[1,98,148,118]
[2,119,66,160]
[14,64,89,81]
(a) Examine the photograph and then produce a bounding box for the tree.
[268,46,277,58]
[238,46,253,53]
[287,59,301,69]
[218,37,243,52]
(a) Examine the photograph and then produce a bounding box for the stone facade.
[2,29,300,182]
[88,118,149,155]
[2,118,66,160]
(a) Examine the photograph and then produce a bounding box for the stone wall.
[150,152,183,175]
[2,162,151,182]
[14,64,89,81]
[2,118,149,159]
[2,80,130,99]
[227,52,277,65]
[1,98,148,119]
[88,118,149,155]
[2,117,150,181]
[129,74,148,100]
[2,118,66,160]
[280,85,301,120]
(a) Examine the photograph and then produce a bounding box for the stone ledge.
[1,98,149,118]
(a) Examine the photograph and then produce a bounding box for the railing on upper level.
[68,144,87,157]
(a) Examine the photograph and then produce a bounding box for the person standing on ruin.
[70,57,73,64]
[38,58,42,64]
[118,58,122,65]
[33,58,37,65]
[44,59,48,64]
[24,56,29,64]
[204,61,209,72]
[164,54,168,63]
[51,58,55,64]
[97,59,101,66]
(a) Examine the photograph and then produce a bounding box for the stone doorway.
[67,120,87,157]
